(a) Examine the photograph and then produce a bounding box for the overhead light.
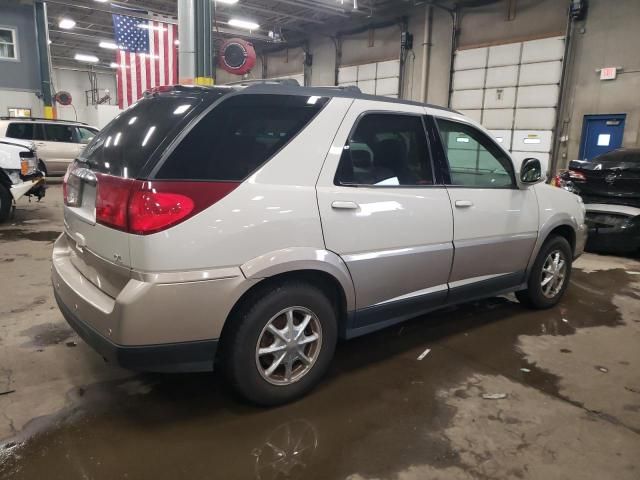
[137,23,166,32]
[216,0,239,4]
[94,0,109,3]
[59,18,76,29]
[228,18,259,30]
[75,53,99,63]
[174,39,179,45]
[109,62,120,68]
[99,41,118,50]
[47,39,52,45]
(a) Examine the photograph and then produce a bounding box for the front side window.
[0,27,18,60]
[44,124,75,143]
[334,113,433,186]
[157,94,328,181]
[75,127,98,144]
[436,118,515,188]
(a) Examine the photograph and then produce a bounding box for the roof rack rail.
[313,85,362,94]
[0,116,88,125]
[224,78,300,87]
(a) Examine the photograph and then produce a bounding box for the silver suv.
[53,83,587,405]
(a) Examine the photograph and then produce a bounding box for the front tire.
[222,281,337,406]
[516,235,572,309]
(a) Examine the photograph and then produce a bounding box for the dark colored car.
[554,148,640,253]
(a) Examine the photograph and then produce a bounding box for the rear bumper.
[52,233,251,372]
[55,288,218,372]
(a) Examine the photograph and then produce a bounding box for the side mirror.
[520,157,543,185]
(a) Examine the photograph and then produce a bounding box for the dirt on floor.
[0,183,639,480]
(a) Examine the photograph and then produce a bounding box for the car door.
[317,101,454,333]
[38,123,78,175]
[429,116,538,301]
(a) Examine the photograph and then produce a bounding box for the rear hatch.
[568,150,640,208]
[62,87,230,297]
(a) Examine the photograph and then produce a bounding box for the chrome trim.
[131,266,243,284]
[448,273,510,289]
[343,242,451,263]
[373,284,448,306]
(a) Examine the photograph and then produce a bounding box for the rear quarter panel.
[128,97,353,272]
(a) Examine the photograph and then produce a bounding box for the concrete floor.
[1,183,639,480]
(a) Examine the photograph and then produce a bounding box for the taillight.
[94,174,239,235]
[567,169,586,181]
[95,174,135,230]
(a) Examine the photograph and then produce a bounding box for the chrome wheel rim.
[540,249,567,299]
[256,307,322,386]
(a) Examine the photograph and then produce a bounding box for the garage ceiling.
[47,0,439,70]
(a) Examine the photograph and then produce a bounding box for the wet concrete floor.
[1,184,639,479]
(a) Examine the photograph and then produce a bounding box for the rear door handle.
[332,201,359,210]
[455,200,474,208]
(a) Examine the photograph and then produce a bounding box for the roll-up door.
[337,59,400,98]
[451,36,565,173]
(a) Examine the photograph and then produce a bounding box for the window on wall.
[0,27,18,60]
[7,108,31,118]
[335,113,434,186]
[436,118,515,188]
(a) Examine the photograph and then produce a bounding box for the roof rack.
[224,78,301,87]
[0,116,88,125]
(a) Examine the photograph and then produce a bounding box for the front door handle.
[455,200,474,208]
[332,201,359,210]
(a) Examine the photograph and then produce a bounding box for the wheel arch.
[526,214,579,276]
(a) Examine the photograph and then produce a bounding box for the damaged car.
[0,137,46,222]
[554,148,640,253]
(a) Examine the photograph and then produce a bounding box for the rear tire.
[0,183,12,223]
[222,281,337,406]
[516,235,572,309]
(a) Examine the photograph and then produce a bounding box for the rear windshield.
[155,94,328,181]
[79,92,225,177]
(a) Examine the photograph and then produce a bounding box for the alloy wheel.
[540,249,567,299]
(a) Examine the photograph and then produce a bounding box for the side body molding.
[240,247,357,312]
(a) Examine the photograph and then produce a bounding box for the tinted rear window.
[44,124,74,142]
[156,94,328,181]
[79,93,222,177]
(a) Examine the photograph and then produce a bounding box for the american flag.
[112,14,178,109]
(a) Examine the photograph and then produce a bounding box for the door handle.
[331,201,359,210]
[455,200,474,208]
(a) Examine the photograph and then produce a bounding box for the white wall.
[0,89,43,118]
[52,68,117,125]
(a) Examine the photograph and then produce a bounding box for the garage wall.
[451,36,565,173]
[52,69,117,125]
[558,0,640,166]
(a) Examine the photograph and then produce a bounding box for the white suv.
[52,83,587,405]
[0,117,99,176]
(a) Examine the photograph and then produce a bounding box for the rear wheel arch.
[217,269,349,364]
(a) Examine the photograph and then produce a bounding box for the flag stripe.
[113,15,178,109]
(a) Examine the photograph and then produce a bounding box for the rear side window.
[6,123,34,140]
[334,113,434,186]
[44,124,75,143]
[79,93,219,177]
[156,94,328,181]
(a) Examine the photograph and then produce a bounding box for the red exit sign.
[600,67,617,80]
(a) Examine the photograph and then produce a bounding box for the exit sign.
[600,67,617,80]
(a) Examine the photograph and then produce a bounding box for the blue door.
[579,114,626,160]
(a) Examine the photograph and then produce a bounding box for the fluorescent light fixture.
[137,23,166,32]
[94,0,109,3]
[216,0,239,4]
[75,53,99,63]
[174,39,180,45]
[99,41,118,50]
[228,18,260,30]
[59,18,76,29]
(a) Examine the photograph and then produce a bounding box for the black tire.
[516,235,573,309]
[38,160,48,176]
[0,183,12,223]
[222,281,337,406]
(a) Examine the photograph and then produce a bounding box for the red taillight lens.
[94,175,239,235]
[95,174,136,230]
[128,188,195,235]
[567,169,586,181]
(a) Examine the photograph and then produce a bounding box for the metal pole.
[35,1,55,119]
